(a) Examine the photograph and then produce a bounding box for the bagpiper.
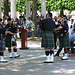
[0,18,8,62]
[54,17,70,60]
[39,12,56,63]
[5,18,20,58]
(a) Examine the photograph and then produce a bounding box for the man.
[37,16,42,37]
[20,17,26,28]
[54,17,70,60]
[0,18,8,62]
[26,17,35,37]
[54,16,61,49]
[70,28,75,42]
[54,16,62,57]
[40,13,55,63]
[69,28,75,54]
[68,18,75,36]
[5,18,20,58]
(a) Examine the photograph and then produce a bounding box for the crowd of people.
[38,13,75,63]
[0,13,75,63]
[0,14,38,63]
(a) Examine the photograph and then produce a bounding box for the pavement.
[0,42,75,75]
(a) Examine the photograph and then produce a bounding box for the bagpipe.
[54,22,68,35]
[12,24,18,33]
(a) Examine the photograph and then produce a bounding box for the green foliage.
[1,2,4,12]
[30,1,33,11]
[1,0,75,14]
[16,0,26,13]
[37,0,41,12]
[46,0,75,11]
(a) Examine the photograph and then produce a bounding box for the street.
[0,42,75,75]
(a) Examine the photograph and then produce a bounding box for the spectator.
[26,17,35,37]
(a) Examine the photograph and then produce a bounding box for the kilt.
[41,32,55,48]
[0,39,5,51]
[5,36,17,48]
[5,36,11,47]
[59,34,70,48]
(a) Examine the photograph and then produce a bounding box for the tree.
[46,0,75,16]
[32,0,37,36]
[4,0,9,18]
[16,0,41,13]
[16,0,26,13]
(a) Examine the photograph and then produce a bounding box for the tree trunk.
[4,0,9,18]
[0,0,1,18]
[60,8,64,16]
[32,0,37,37]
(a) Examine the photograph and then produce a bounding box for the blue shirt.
[69,33,75,42]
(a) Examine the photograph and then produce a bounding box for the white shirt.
[68,21,74,36]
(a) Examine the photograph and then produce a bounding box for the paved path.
[0,42,75,75]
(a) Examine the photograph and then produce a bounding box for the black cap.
[7,18,11,21]
[0,18,2,22]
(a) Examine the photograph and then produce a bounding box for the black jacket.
[0,24,6,39]
[40,18,55,32]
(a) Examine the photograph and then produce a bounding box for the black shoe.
[14,55,20,58]
[43,61,54,63]
[10,57,13,58]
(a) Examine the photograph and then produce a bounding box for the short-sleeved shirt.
[5,24,17,37]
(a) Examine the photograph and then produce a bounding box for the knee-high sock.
[13,48,17,52]
[50,50,54,62]
[8,48,11,53]
[45,50,50,61]
[0,51,3,56]
[50,50,54,55]
[13,48,18,56]
[64,49,68,53]
[45,50,50,56]
[0,51,4,60]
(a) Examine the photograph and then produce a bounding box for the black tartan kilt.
[5,36,17,48]
[41,32,55,48]
[59,34,70,48]
[0,39,5,51]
